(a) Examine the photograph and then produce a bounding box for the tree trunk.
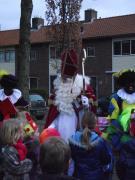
[17,0,33,100]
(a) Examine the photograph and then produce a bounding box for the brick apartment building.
[0,9,135,98]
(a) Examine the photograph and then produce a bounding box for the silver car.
[29,94,46,119]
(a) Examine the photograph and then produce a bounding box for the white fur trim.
[54,77,75,114]
[117,88,135,104]
[0,89,22,104]
[53,74,91,114]
[72,74,90,91]
[49,111,77,143]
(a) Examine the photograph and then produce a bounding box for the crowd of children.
[0,108,112,180]
[0,66,135,179]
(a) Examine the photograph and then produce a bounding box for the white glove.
[81,95,89,108]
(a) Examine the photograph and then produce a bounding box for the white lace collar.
[0,89,22,104]
[117,88,135,104]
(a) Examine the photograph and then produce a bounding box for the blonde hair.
[0,118,23,145]
[81,111,97,150]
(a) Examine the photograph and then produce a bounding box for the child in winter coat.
[17,110,40,180]
[39,127,75,176]
[0,118,32,180]
[38,137,79,180]
[69,111,113,180]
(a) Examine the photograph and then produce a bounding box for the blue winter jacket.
[69,131,112,180]
[116,138,135,180]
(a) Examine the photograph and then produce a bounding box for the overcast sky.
[0,0,135,30]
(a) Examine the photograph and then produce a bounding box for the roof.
[0,13,135,47]
[0,30,19,46]
[0,27,51,47]
[82,14,135,39]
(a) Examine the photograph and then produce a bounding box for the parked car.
[29,94,46,120]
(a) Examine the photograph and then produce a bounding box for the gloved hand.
[81,95,89,108]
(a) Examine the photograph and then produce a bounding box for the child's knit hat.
[39,128,60,144]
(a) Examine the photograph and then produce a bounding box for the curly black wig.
[117,70,135,88]
[0,74,18,89]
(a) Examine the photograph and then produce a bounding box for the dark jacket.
[37,172,79,180]
[116,137,135,180]
[69,131,112,180]
[0,144,32,180]
[24,136,40,180]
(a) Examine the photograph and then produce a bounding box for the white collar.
[0,89,22,104]
[117,88,135,104]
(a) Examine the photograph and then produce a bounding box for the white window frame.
[49,45,63,59]
[113,38,135,56]
[0,48,15,63]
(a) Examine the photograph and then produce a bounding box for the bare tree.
[45,0,83,75]
[17,0,33,100]
[45,0,83,51]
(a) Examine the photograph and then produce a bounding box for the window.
[50,46,62,59]
[0,51,4,62]
[6,51,15,62]
[29,77,38,89]
[56,46,62,59]
[113,39,135,55]
[9,51,15,62]
[131,40,135,54]
[87,46,95,57]
[0,49,15,63]
[30,50,39,61]
[5,51,10,62]
[50,47,56,59]
[122,40,130,55]
[90,76,97,96]
[113,41,121,55]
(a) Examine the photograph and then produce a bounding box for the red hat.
[61,49,78,78]
[39,128,60,144]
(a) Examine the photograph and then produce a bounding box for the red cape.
[44,104,59,129]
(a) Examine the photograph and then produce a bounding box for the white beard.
[53,75,85,115]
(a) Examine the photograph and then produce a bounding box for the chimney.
[85,9,97,22]
[32,17,44,29]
